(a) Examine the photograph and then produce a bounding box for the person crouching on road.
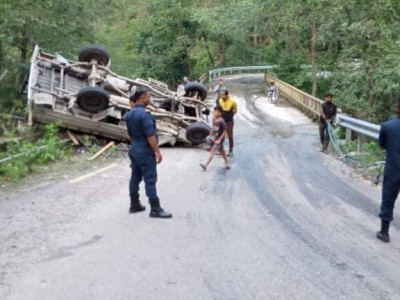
[200,107,230,171]
[125,87,172,218]
[376,97,400,243]
[218,90,238,156]
[319,93,337,154]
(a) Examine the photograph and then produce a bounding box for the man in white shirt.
[214,78,226,106]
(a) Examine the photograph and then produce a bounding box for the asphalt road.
[1,75,400,300]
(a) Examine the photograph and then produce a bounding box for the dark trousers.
[226,121,234,152]
[319,123,330,151]
[379,176,400,222]
[129,151,158,199]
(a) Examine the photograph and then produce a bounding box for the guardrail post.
[345,128,352,142]
[357,134,366,152]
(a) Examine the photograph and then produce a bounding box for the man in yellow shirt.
[218,90,238,156]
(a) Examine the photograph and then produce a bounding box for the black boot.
[149,197,172,218]
[376,220,390,243]
[129,195,146,214]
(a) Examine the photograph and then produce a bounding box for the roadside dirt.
[0,151,122,200]
[1,74,399,300]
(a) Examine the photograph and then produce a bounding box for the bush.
[0,123,73,181]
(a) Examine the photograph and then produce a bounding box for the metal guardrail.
[209,66,273,81]
[336,114,380,151]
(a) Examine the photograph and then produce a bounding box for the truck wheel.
[78,45,110,66]
[184,82,208,101]
[77,87,110,113]
[186,122,211,145]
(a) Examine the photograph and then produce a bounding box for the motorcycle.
[267,88,279,104]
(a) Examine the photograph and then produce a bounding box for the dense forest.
[1,0,400,122]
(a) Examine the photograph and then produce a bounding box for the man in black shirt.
[319,93,337,153]
[376,98,400,243]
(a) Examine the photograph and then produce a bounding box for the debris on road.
[87,141,115,161]
[66,130,80,146]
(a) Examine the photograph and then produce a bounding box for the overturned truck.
[26,45,211,146]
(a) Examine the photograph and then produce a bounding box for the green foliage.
[0,123,73,181]
[1,0,400,122]
[0,0,112,112]
[341,139,384,178]
[79,135,102,155]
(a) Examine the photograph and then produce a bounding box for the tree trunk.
[19,31,29,62]
[366,64,375,106]
[18,30,30,83]
[217,41,226,67]
[205,41,216,68]
[252,25,258,62]
[310,20,318,97]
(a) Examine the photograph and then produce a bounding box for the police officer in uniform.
[125,87,172,218]
[377,98,400,242]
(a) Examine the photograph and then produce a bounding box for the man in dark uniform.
[376,98,400,243]
[319,93,337,153]
[125,87,172,218]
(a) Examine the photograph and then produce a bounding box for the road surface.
[1,75,400,300]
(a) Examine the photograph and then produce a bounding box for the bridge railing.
[266,74,324,120]
[208,66,273,81]
[202,68,381,150]
[265,74,381,150]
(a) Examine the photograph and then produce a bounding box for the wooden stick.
[87,141,115,161]
[67,130,80,146]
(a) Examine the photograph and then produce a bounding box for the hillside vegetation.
[1,0,400,122]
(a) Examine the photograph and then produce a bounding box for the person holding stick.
[200,107,230,171]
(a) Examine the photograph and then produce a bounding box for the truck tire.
[77,87,110,113]
[184,82,208,101]
[186,122,211,145]
[78,45,110,66]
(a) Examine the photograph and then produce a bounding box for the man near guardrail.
[214,79,226,106]
[218,90,238,156]
[376,98,400,243]
[319,93,337,153]
[126,87,172,219]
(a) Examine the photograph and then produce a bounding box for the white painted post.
[357,134,365,152]
[346,128,352,142]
